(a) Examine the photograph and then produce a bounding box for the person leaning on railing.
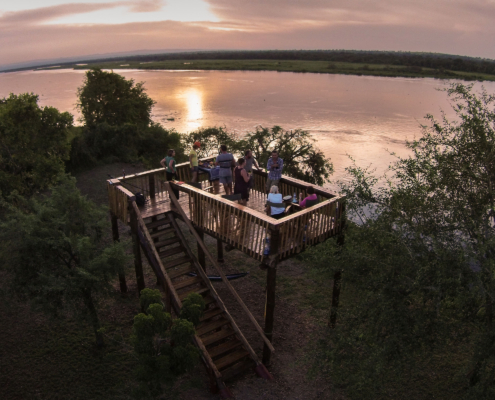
[266,150,283,193]
[161,149,180,200]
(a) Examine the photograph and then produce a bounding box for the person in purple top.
[299,186,318,207]
[265,150,283,193]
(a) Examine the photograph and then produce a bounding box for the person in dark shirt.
[161,149,179,200]
[234,158,251,205]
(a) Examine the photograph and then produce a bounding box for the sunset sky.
[1,0,495,67]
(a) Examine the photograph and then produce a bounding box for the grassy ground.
[0,161,473,399]
[37,59,495,81]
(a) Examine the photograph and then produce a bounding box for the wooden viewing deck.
[106,157,345,398]
[108,157,345,261]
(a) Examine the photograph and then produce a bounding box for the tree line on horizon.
[31,50,495,77]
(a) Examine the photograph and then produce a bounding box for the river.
[2,69,493,191]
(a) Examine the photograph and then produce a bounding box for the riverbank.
[34,59,495,81]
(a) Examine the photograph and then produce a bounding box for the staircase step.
[154,237,180,248]
[146,219,170,230]
[214,349,250,371]
[221,359,256,382]
[200,307,224,322]
[179,287,209,301]
[159,246,185,259]
[203,295,216,306]
[202,327,236,346]
[150,227,175,238]
[208,339,243,359]
[173,276,202,290]
[168,264,194,279]
[165,256,192,270]
[197,318,229,336]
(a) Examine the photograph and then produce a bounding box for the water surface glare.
[2,69,494,192]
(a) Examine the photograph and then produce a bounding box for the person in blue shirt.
[266,150,284,193]
[216,144,235,195]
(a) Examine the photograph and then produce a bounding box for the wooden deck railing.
[115,157,335,203]
[109,159,345,260]
[172,182,345,261]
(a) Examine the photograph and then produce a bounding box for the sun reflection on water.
[183,88,203,131]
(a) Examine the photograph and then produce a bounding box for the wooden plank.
[165,256,192,270]
[214,349,250,371]
[221,359,255,382]
[202,328,236,346]
[154,237,180,248]
[203,295,216,306]
[173,276,202,290]
[145,218,169,229]
[196,318,230,336]
[208,340,243,359]
[199,307,224,322]
[168,264,195,279]
[159,246,184,258]
[150,227,175,238]
[179,287,209,301]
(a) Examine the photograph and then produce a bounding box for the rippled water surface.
[2,69,493,191]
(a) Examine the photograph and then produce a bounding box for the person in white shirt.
[267,185,285,219]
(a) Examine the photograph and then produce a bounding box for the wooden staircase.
[138,211,272,397]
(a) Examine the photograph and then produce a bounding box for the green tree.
[184,126,239,157]
[0,93,73,197]
[0,174,130,346]
[242,126,333,185]
[69,69,183,171]
[132,289,204,398]
[303,83,495,398]
[186,125,333,185]
[77,68,155,128]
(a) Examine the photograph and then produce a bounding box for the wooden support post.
[129,201,146,296]
[148,174,155,199]
[216,238,224,263]
[196,227,206,271]
[263,226,280,365]
[150,216,160,286]
[329,202,346,328]
[110,212,127,293]
[329,270,342,328]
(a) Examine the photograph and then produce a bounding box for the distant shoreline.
[5,60,494,81]
[4,50,495,81]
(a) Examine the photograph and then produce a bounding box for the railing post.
[110,211,128,293]
[129,199,146,296]
[148,174,155,199]
[216,238,224,263]
[263,225,280,365]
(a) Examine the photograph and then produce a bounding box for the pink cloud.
[1,0,494,66]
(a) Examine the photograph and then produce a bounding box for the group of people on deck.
[161,142,317,215]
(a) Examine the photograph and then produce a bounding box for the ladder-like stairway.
[139,212,271,397]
